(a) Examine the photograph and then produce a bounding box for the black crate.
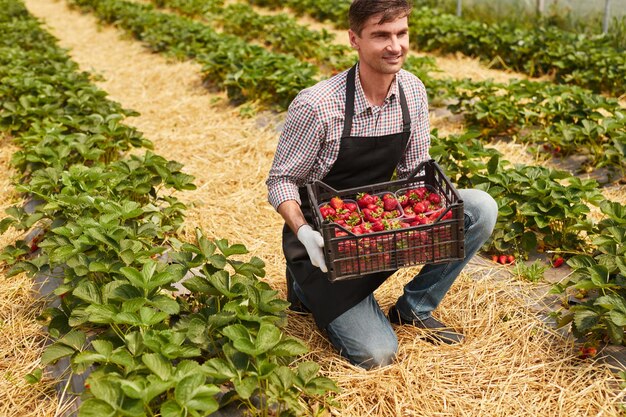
[306,159,465,281]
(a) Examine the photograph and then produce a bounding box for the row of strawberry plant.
[0,1,337,416]
[247,0,626,97]
[150,0,355,73]
[72,0,626,347]
[432,131,626,347]
[439,77,626,175]
[70,0,319,110]
[146,0,439,82]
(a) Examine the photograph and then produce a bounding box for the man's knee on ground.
[350,339,398,370]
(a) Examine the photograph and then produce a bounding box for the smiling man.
[266,0,498,369]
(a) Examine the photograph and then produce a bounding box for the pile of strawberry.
[319,193,406,235]
[318,188,454,276]
[318,187,450,236]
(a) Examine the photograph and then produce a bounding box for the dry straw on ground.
[2,0,624,415]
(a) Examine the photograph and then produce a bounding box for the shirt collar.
[353,62,399,116]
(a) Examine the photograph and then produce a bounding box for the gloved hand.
[297,224,328,273]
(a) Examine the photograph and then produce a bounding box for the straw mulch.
[0,135,62,417]
[4,0,625,415]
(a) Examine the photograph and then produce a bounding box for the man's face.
[349,14,409,76]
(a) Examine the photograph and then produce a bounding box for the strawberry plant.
[552,201,626,345]
[0,2,339,414]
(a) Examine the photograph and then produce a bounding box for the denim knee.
[326,320,398,369]
[349,338,398,370]
[459,189,498,241]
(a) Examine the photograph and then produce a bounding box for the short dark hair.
[349,0,413,36]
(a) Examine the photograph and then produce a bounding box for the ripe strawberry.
[428,193,441,204]
[371,220,384,232]
[319,204,336,220]
[413,202,427,213]
[491,255,498,263]
[330,196,344,210]
[499,255,508,265]
[553,256,564,268]
[344,202,358,212]
[403,205,416,220]
[356,192,374,208]
[507,255,515,264]
[383,196,398,211]
[397,194,410,207]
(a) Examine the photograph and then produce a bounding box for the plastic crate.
[306,159,465,282]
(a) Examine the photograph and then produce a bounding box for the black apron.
[282,65,412,329]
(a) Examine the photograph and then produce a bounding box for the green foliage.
[0,1,338,414]
[512,260,547,283]
[552,201,626,345]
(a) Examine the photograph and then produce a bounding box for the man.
[266,0,497,369]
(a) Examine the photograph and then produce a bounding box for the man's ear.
[348,29,359,50]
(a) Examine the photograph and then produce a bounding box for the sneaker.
[388,305,464,345]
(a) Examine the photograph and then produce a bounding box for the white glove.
[297,225,328,273]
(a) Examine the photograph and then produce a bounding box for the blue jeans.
[295,189,498,369]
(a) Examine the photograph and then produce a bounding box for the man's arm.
[277,200,308,235]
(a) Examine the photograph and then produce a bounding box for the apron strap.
[341,65,357,139]
[341,64,412,138]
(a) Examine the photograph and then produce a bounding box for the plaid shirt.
[267,64,431,211]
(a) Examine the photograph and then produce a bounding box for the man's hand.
[297,225,328,273]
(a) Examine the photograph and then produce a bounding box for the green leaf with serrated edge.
[181,275,214,294]
[270,339,309,357]
[115,312,141,326]
[148,294,180,315]
[139,307,168,326]
[595,294,626,313]
[77,399,116,417]
[73,281,102,304]
[605,319,624,344]
[234,376,258,400]
[89,378,122,408]
[122,298,147,313]
[255,323,281,353]
[297,361,320,384]
[160,400,184,417]
[567,255,596,269]
[142,353,172,381]
[215,239,248,257]
[120,266,145,289]
[174,373,204,403]
[125,332,143,356]
[590,265,612,288]
[118,379,143,400]
[573,309,600,332]
[107,283,142,301]
[85,304,118,324]
[608,310,626,327]
[202,358,237,380]
[271,366,294,390]
[222,324,250,342]
[197,234,216,258]
[73,351,107,366]
[41,343,76,365]
[59,329,86,350]
[207,270,236,297]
